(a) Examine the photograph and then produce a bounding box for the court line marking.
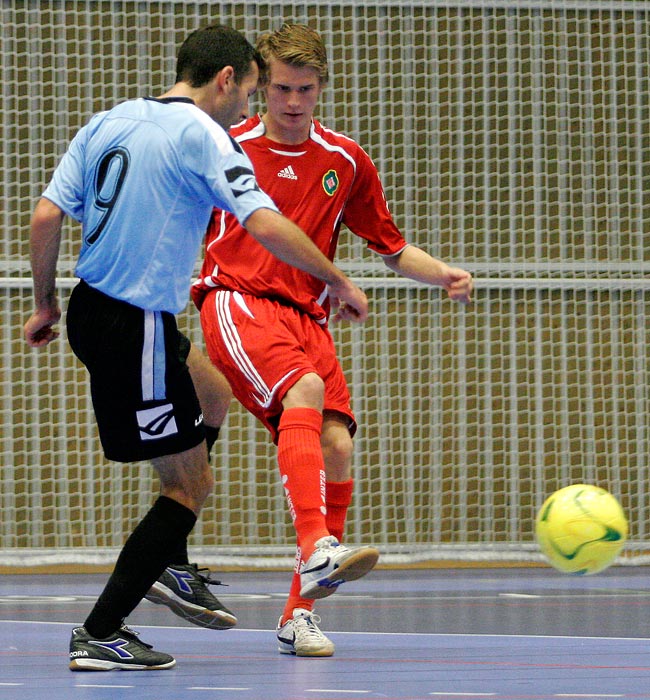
[1,618,650,644]
[4,589,650,599]
[499,593,542,598]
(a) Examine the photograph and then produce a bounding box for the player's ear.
[215,65,236,93]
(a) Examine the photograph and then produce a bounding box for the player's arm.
[383,245,473,305]
[24,197,66,347]
[243,207,368,322]
[341,146,470,306]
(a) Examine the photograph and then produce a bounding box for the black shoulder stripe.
[228,134,244,155]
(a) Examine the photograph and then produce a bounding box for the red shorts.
[200,289,356,443]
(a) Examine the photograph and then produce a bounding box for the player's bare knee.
[153,445,213,510]
[283,372,325,410]
[178,459,214,506]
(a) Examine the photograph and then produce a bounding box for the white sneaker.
[276,608,335,657]
[299,535,379,600]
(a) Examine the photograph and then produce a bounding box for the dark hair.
[175,24,261,87]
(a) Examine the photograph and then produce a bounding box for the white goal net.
[2,0,649,569]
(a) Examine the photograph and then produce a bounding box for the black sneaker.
[69,624,175,671]
[145,563,237,629]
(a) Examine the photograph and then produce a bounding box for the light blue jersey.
[43,97,278,313]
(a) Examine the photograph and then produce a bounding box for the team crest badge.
[322,169,339,196]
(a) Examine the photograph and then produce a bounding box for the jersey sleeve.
[181,110,279,225]
[341,145,408,257]
[41,122,92,222]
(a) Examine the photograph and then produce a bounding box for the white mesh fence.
[1,0,649,567]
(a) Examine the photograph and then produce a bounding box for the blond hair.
[256,23,329,87]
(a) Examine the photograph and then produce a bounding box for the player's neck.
[262,114,310,145]
[160,83,198,100]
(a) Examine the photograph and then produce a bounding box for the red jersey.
[192,115,408,321]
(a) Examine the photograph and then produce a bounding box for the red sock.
[282,544,314,624]
[281,479,354,625]
[277,407,329,560]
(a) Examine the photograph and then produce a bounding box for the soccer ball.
[535,483,628,575]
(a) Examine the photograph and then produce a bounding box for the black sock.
[84,495,196,638]
[205,425,220,460]
[166,546,190,566]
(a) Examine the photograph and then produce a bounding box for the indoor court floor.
[1,566,649,700]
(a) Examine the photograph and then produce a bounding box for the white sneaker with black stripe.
[276,608,335,657]
[299,535,379,600]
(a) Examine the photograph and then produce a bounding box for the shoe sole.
[145,582,237,629]
[277,642,335,657]
[70,657,176,671]
[299,546,380,600]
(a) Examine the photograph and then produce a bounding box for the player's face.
[262,59,322,143]
[215,61,259,129]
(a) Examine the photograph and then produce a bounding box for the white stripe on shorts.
[142,310,155,401]
[214,290,298,409]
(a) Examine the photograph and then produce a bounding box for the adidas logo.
[278,165,297,180]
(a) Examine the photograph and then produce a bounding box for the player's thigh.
[200,290,317,420]
[303,320,356,433]
[66,281,204,462]
[186,341,232,427]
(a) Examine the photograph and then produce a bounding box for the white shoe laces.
[293,611,327,642]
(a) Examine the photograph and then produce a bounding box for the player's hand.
[444,267,473,305]
[330,301,363,323]
[24,307,61,347]
[328,278,369,324]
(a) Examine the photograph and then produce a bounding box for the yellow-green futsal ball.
[535,484,628,575]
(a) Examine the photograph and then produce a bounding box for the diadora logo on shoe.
[136,403,178,441]
[278,165,298,180]
[168,568,195,594]
[88,638,134,659]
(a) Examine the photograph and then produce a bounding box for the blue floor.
[1,567,649,699]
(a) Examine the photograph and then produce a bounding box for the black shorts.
[66,280,204,462]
